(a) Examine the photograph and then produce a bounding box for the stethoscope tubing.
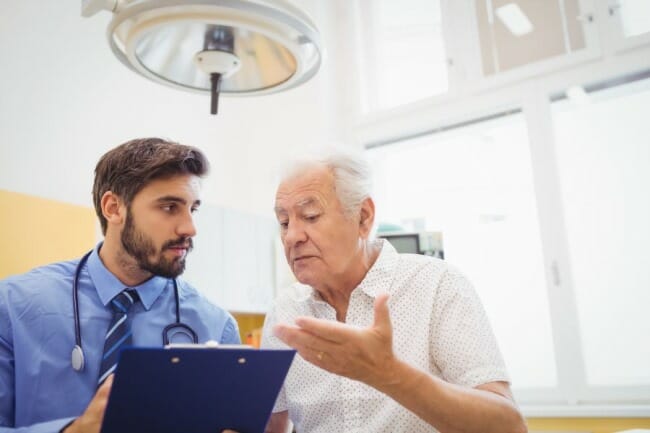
[71,250,198,372]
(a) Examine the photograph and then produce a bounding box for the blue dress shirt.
[0,244,240,433]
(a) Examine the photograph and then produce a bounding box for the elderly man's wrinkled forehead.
[275,163,340,208]
[278,163,334,192]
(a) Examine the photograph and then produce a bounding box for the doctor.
[0,138,240,433]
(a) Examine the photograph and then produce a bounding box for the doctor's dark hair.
[92,137,209,235]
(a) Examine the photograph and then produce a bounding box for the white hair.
[280,150,373,218]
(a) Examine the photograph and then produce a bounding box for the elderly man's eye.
[305,215,320,222]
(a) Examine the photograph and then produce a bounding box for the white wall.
[0,1,355,217]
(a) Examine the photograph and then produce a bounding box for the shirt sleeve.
[0,284,15,428]
[0,334,16,429]
[0,289,75,433]
[430,267,510,388]
[219,315,241,344]
[0,417,76,433]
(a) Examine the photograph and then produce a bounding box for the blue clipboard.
[100,347,295,433]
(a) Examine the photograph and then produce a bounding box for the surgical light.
[82,0,322,115]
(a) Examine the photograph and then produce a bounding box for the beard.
[120,211,193,278]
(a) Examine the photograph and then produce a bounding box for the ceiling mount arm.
[81,0,129,17]
[210,73,222,115]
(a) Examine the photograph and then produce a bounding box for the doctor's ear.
[101,191,126,226]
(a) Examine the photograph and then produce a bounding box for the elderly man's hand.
[273,293,399,388]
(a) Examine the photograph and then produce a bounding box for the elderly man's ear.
[359,197,375,238]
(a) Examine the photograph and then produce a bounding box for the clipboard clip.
[164,340,254,349]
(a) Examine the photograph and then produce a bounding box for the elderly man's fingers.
[273,324,341,360]
[273,323,308,346]
[297,346,328,365]
[276,323,339,350]
[273,324,326,350]
[293,316,355,343]
[372,293,392,334]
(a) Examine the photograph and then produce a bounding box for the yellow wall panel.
[0,190,96,278]
[527,417,650,432]
[232,312,266,346]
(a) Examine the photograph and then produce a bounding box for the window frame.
[599,0,650,54]
[354,0,458,114]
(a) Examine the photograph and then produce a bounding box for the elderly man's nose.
[284,221,307,245]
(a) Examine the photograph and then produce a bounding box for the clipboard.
[100,347,295,433]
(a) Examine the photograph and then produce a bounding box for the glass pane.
[618,0,650,38]
[360,0,448,111]
[367,113,556,388]
[551,78,650,386]
[475,0,587,75]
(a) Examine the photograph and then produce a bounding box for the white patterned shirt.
[262,239,509,433]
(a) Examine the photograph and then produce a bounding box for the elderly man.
[262,152,527,433]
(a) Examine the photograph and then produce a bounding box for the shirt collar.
[86,242,170,310]
[356,239,399,298]
[300,238,399,303]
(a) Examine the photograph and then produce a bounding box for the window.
[357,0,449,112]
[606,0,650,52]
[551,77,650,389]
[367,112,557,389]
[614,0,650,39]
[365,76,650,410]
[474,0,591,76]
[356,0,650,414]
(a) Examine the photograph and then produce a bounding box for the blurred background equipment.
[377,225,444,259]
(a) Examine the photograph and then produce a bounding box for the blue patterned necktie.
[98,289,139,385]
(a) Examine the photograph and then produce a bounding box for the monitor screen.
[382,234,420,254]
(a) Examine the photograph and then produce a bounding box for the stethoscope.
[71,250,199,372]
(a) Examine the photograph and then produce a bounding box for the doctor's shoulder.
[0,259,78,297]
[0,258,79,323]
[174,278,230,314]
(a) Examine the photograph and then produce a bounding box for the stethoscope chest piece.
[71,344,85,372]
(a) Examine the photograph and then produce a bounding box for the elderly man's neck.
[317,241,382,322]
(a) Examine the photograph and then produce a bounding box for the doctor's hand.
[64,374,114,433]
[273,293,399,389]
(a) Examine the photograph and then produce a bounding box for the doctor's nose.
[177,212,197,238]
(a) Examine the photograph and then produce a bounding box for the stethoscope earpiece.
[71,250,198,372]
